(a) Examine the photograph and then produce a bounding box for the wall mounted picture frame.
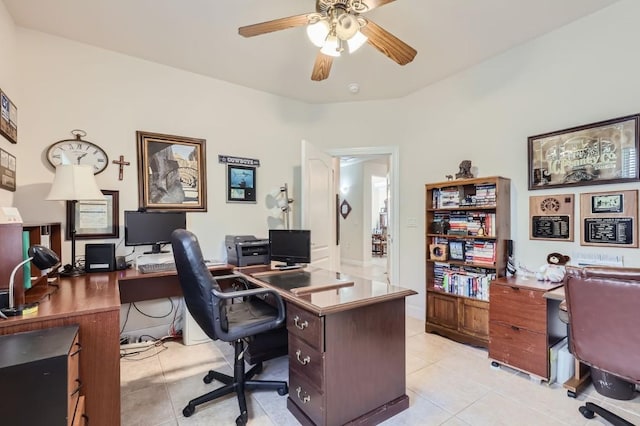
[0,88,17,144]
[528,114,640,190]
[137,131,207,211]
[580,189,638,247]
[66,190,119,240]
[226,164,256,203]
[529,194,574,241]
[0,147,16,192]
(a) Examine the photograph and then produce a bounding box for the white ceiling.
[3,0,619,104]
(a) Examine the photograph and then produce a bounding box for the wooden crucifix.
[112,155,130,181]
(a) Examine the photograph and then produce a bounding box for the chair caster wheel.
[203,372,214,384]
[183,405,195,417]
[236,412,248,425]
[567,390,576,398]
[579,405,595,419]
[277,384,289,396]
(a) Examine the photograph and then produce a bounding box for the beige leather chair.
[564,266,640,424]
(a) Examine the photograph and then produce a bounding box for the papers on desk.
[570,251,623,267]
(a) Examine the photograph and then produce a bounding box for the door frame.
[327,146,399,284]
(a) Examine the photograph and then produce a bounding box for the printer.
[225,235,270,267]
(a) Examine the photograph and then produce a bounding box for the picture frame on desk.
[528,114,640,190]
[136,131,207,211]
[66,190,119,239]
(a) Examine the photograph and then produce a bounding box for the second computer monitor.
[124,210,186,254]
[269,229,311,268]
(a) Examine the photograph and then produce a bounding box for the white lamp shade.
[46,165,104,201]
[347,31,368,53]
[320,35,342,57]
[336,13,359,40]
[307,20,330,47]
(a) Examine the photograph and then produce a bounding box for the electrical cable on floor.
[132,298,174,319]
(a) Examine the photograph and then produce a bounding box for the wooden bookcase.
[425,176,511,347]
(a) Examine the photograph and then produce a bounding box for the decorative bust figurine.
[456,160,474,179]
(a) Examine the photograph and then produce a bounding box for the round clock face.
[46,139,108,174]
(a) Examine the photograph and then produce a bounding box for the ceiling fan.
[238,0,417,81]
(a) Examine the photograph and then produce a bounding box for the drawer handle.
[70,342,82,357]
[511,325,520,331]
[293,316,308,330]
[71,379,83,396]
[512,287,520,291]
[296,386,311,404]
[295,349,310,365]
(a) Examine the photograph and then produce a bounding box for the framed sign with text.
[580,189,638,247]
[529,194,574,241]
[528,114,640,190]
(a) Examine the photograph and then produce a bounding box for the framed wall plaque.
[580,189,638,247]
[529,194,574,241]
[0,88,17,144]
[0,148,16,192]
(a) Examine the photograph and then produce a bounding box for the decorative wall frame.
[528,114,640,190]
[0,88,17,144]
[529,194,574,241]
[0,147,16,192]
[580,189,638,247]
[226,164,256,203]
[66,190,119,239]
[340,199,352,219]
[137,131,207,211]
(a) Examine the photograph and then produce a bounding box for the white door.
[301,140,339,271]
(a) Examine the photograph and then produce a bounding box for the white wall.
[0,1,17,206]
[6,0,640,326]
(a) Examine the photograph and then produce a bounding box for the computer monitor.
[269,229,311,268]
[124,211,186,254]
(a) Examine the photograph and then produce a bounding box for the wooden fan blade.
[311,52,333,81]
[360,20,417,65]
[363,0,396,11]
[239,14,310,37]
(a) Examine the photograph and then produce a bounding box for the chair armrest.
[212,278,286,322]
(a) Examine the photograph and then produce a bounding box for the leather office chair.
[171,229,288,425]
[564,266,640,425]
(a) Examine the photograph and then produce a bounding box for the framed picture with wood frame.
[580,189,638,247]
[137,131,207,211]
[66,190,119,240]
[528,114,640,190]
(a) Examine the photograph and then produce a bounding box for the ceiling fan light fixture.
[347,30,368,53]
[335,13,359,40]
[320,34,342,57]
[306,20,330,47]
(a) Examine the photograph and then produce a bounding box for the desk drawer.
[287,304,324,351]
[289,370,324,426]
[68,333,82,426]
[489,322,548,378]
[289,335,324,390]
[490,284,546,332]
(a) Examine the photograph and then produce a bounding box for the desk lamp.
[46,165,104,277]
[0,245,60,318]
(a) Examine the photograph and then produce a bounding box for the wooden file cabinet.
[0,325,84,425]
[489,277,565,380]
[286,299,409,426]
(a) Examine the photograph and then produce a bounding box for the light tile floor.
[121,260,639,425]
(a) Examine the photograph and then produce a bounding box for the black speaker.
[85,243,116,273]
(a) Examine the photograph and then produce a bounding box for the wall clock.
[46,129,108,174]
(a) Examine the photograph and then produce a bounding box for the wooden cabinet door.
[427,293,457,329]
[459,298,489,339]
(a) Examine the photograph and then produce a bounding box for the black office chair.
[171,229,288,425]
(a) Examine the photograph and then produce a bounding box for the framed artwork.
[0,88,17,144]
[137,131,207,211]
[0,147,16,191]
[580,189,638,247]
[66,190,119,239]
[528,114,640,190]
[529,194,574,241]
[226,164,256,203]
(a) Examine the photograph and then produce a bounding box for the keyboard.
[138,262,176,274]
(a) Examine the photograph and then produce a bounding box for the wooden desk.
[0,273,121,426]
[241,266,417,425]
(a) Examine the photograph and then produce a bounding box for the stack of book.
[439,266,494,300]
[473,184,496,206]
[433,187,460,208]
[464,241,496,264]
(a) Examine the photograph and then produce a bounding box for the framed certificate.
[66,190,119,239]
